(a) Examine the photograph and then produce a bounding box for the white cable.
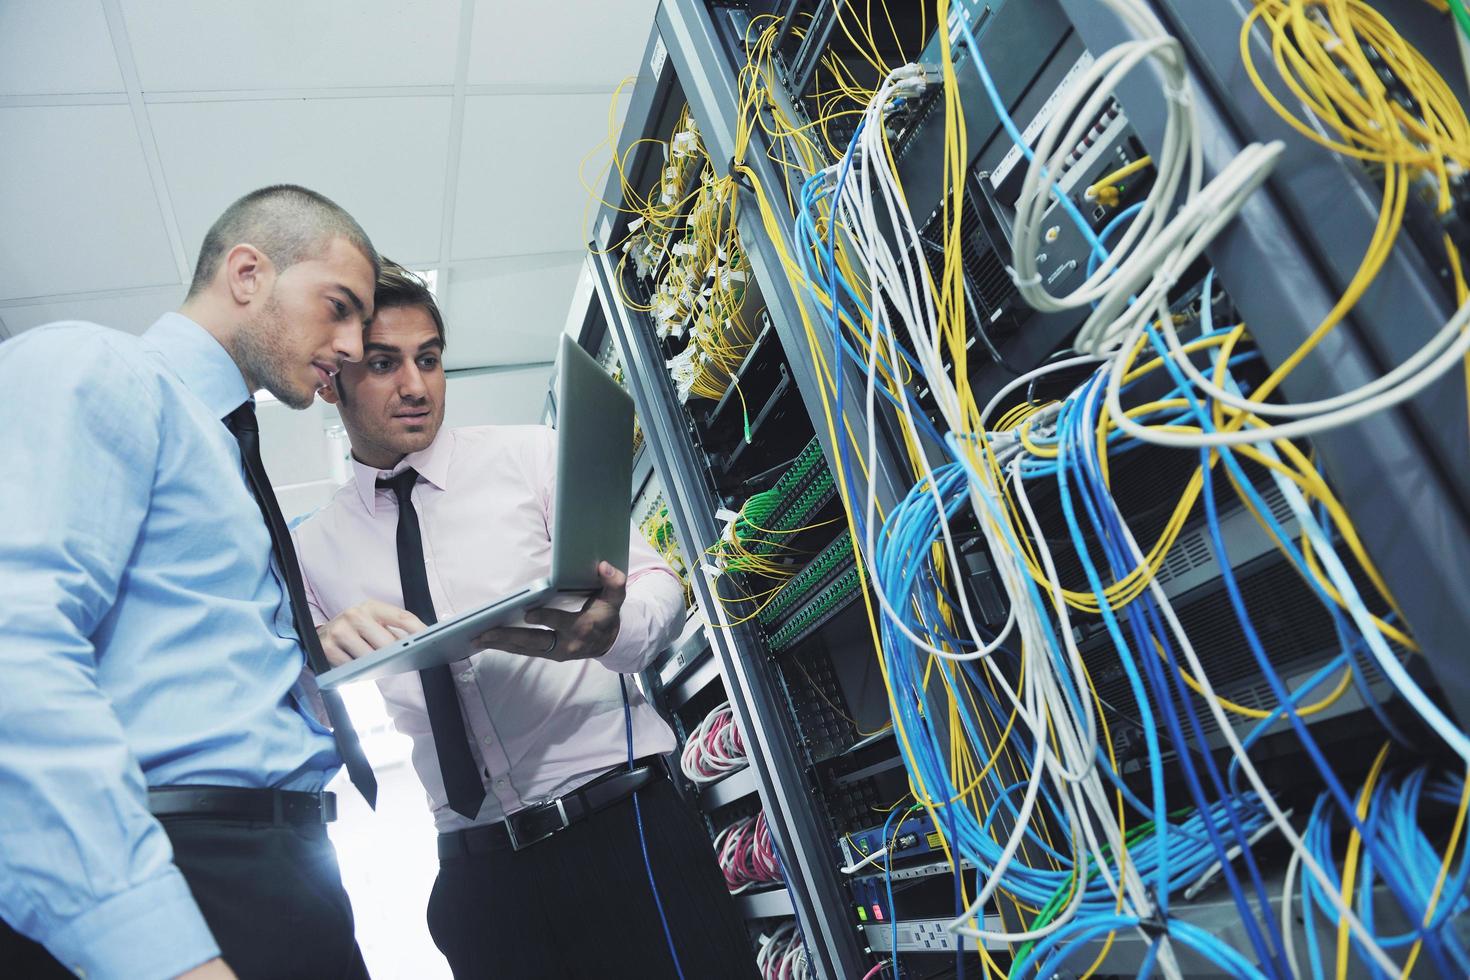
[824,66,1018,672]
[1154,297,1467,419]
[839,844,889,875]
[1281,842,1304,980]
[681,702,748,784]
[1106,291,1470,448]
[843,143,1122,944]
[1259,433,1470,765]
[756,921,797,980]
[1006,0,1282,365]
[800,12,1400,966]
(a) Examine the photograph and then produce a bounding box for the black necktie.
[378,468,487,819]
[224,401,378,808]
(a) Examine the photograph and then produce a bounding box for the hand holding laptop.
[314,561,629,668]
[475,561,628,662]
[317,600,430,667]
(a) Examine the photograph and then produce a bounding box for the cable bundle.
[617,106,704,283]
[583,96,760,408]
[1007,1,1283,357]
[715,811,782,893]
[716,0,1470,975]
[580,0,1470,975]
[681,702,748,784]
[1287,759,1470,978]
[755,920,811,980]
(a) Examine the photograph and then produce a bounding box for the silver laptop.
[316,334,633,689]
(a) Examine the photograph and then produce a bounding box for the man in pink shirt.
[292,262,756,978]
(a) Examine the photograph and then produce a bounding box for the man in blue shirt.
[0,185,381,980]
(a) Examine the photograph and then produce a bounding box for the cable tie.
[1137,885,1170,940]
[1006,265,1043,288]
[1162,81,1192,107]
[727,157,755,193]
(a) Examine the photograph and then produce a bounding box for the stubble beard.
[235,294,314,410]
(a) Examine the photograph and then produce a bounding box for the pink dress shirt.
[292,424,684,832]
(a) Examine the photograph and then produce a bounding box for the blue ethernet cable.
[1016,914,1271,979]
[618,676,685,980]
[954,13,1109,263]
[875,447,1268,919]
[1298,767,1470,971]
[1056,373,1286,974]
[1164,354,1448,975]
[1154,331,1456,976]
[1050,388,1172,909]
[1066,367,1288,970]
[1087,203,1144,280]
[883,802,905,974]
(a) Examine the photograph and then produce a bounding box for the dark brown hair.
[374,258,445,344]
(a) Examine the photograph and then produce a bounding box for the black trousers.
[428,776,759,979]
[0,816,368,979]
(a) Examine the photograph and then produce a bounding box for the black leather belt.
[439,761,662,859]
[148,786,338,825]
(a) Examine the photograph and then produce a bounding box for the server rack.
[569,1,1470,976]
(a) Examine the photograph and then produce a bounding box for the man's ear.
[223,244,269,306]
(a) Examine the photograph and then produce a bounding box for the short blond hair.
[188,184,378,296]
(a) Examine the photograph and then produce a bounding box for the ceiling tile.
[121,0,460,92]
[468,0,659,88]
[452,92,619,260]
[0,285,185,337]
[0,0,125,95]
[150,96,452,268]
[0,106,179,299]
[441,254,584,369]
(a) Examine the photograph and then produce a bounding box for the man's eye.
[331,300,348,318]
[419,356,440,370]
[369,360,392,371]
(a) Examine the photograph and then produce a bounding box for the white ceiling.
[0,0,650,521]
[0,0,649,371]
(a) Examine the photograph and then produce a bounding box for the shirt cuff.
[597,569,684,673]
[43,868,219,980]
[597,616,641,673]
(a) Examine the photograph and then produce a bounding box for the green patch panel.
[758,532,854,628]
[765,563,863,653]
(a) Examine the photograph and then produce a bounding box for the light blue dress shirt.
[0,314,341,980]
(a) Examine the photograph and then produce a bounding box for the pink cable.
[716,813,782,892]
[860,964,886,980]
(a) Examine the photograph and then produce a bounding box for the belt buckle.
[505,797,569,851]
